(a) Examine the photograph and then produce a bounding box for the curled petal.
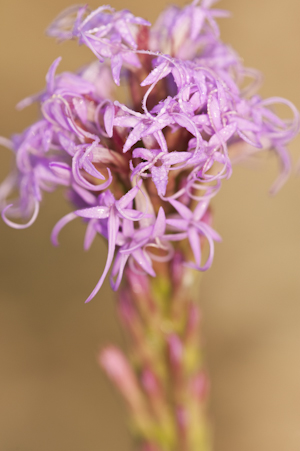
[2,199,39,230]
[72,149,112,191]
[51,211,78,246]
[82,157,105,180]
[0,172,18,209]
[261,97,300,140]
[129,248,156,277]
[49,162,71,181]
[269,145,291,195]
[47,4,89,40]
[145,241,174,262]
[190,221,221,270]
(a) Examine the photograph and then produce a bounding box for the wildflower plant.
[0,1,299,450]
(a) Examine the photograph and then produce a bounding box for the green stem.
[107,256,212,451]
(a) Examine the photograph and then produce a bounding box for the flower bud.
[99,346,145,415]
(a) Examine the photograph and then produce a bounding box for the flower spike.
[1,0,298,299]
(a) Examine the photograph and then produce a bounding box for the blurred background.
[1,1,300,450]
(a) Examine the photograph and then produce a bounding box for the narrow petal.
[188,226,201,267]
[103,101,115,137]
[193,200,209,222]
[123,122,148,153]
[152,207,166,237]
[166,218,188,230]
[84,219,98,250]
[168,198,193,220]
[110,252,129,291]
[85,211,119,302]
[51,211,78,246]
[46,57,62,93]
[75,205,109,219]
[151,165,168,196]
[111,53,123,86]
[131,248,156,277]
[140,61,172,87]
[116,180,142,210]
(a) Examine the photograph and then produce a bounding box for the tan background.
[1,1,300,450]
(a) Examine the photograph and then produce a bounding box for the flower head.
[1,0,299,301]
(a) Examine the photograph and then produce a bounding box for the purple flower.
[1,0,299,301]
[166,198,221,271]
[47,5,151,85]
[52,182,146,301]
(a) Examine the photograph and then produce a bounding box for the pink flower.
[1,0,298,301]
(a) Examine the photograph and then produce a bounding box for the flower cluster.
[0,0,298,302]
